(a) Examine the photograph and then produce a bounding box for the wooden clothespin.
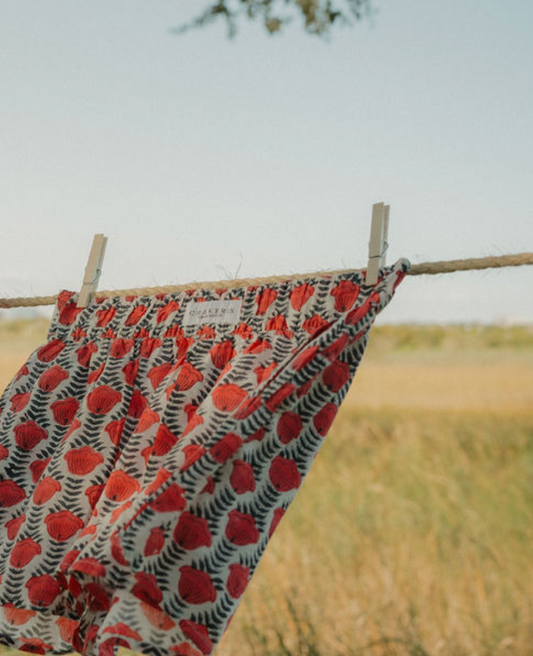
[365,202,390,285]
[78,234,108,308]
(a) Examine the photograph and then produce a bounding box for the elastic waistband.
[47,260,410,343]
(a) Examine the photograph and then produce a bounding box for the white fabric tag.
[182,300,243,326]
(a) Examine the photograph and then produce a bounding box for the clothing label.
[182,300,243,326]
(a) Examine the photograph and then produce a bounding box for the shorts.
[0,258,409,656]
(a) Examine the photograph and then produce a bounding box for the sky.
[1,0,532,324]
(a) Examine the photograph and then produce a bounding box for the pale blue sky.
[1,0,532,323]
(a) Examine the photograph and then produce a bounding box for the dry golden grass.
[0,320,531,656]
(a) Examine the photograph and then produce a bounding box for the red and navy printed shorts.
[0,259,409,656]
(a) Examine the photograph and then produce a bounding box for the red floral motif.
[345,292,381,325]
[265,315,293,338]
[140,337,162,358]
[38,365,69,391]
[209,432,242,463]
[150,483,187,512]
[10,392,30,413]
[86,581,111,612]
[6,514,25,539]
[276,412,302,444]
[176,335,194,359]
[140,602,175,630]
[122,359,139,386]
[33,477,61,505]
[55,617,79,643]
[313,402,338,436]
[79,523,97,538]
[133,408,159,434]
[125,305,148,326]
[173,512,212,550]
[64,446,104,475]
[152,424,179,456]
[87,362,105,384]
[269,507,286,537]
[0,444,8,460]
[0,480,26,507]
[244,426,265,443]
[76,342,98,367]
[25,575,62,607]
[110,500,133,524]
[156,300,180,323]
[104,470,141,502]
[105,418,126,446]
[182,404,203,436]
[169,644,203,656]
[56,290,74,311]
[96,306,116,327]
[87,385,122,415]
[144,467,171,495]
[331,280,360,312]
[322,360,351,392]
[71,327,87,341]
[211,384,247,412]
[144,526,166,556]
[255,288,277,315]
[131,572,163,606]
[302,314,331,337]
[253,362,278,384]
[127,389,147,418]
[14,421,48,450]
[141,445,153,466]
[321,332,350,361]
[179,620,213,655]
[265,383,295,412]
[244,338,271,354]
[10,538,42,568]
[71,557,107,577]
[2,602,36,625]
[226,563,249,599]
[51,397,79,426]
[102,623,142,641]
[15,364,29,381]
[147,363,172,390]
[85,484,105,509]
[178,566,216,605]
[230,460,256,493]
[292,345,319,371]
[37,339,66,363]
[269,456,301,492]
[29,458,50,483]
[110,531,129,566]
[225,510,259,546]
[174,362,203,392]
[58,303,83,326]
[231,322,253,339]
[201,477,215,494]
[18,637,53,654]
[180,444,206,472]
[290,282,315,311]
[62,418,81,443]
[45,511,84,541]
[210,340,236,369]
[134,328,150,340]
[110,338,134,359]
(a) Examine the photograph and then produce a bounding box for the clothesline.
[0,252,532,309]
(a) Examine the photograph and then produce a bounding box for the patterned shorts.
[0,259,409,656]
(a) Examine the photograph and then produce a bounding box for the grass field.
[0,319,532,656]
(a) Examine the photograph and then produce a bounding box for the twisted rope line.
[1,252,532,309]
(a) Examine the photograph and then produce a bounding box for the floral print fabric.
[0,259,409,656]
